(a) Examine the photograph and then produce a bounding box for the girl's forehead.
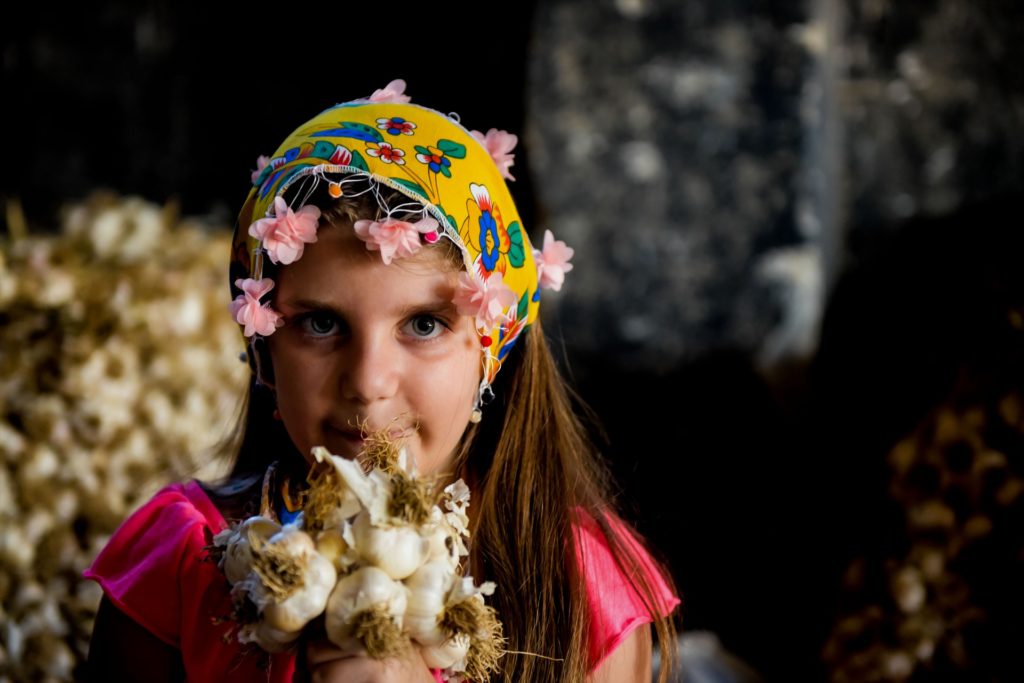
[276,222,460,298]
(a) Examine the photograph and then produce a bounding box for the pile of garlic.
[210,441,503,682]
[823,394,1024,682]
[0,194,249,681]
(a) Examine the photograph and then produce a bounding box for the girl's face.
[265,219,480,477]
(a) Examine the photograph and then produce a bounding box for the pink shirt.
[85,481,678,681]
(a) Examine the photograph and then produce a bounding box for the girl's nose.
[340,333,400,404]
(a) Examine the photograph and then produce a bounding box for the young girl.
[85,80,679,682]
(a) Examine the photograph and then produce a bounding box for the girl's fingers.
[303,641,436,683]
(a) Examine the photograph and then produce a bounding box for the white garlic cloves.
[351,511,428,580]
[404,560,456,645]
[215,516,281,584]
[258,527,337,633]
[325,566,408,651]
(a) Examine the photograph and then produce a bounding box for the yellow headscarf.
[230,84,550,406]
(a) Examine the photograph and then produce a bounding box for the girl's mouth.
[323,425,364,454]
[328,424,413,448]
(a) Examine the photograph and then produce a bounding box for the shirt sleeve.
[83,483,216,648]
[572,509,680,671]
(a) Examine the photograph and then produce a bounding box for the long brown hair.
[209,186,679,681]
[452,321,678,682]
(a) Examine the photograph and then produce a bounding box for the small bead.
[469,408,482,424]
[480,336,492,347]
[423,230,439,244]
[328,183,343,198]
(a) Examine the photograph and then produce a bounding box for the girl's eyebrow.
[395,299,459,319]
[279,298,342,317]
[282,296,458,318]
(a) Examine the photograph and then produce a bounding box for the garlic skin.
[449,575,497,603]
[421,632,471,670]
[351,511,429,580]
[424,514,466,568]
[421,480,472,567]
[443,480,471,521]
[325,565,408,652]
[310,447,366,521]
[314,448,391,523]
[258,527,337,633]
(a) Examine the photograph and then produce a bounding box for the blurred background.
[3,1,1024,681]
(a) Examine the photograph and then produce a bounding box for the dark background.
[5,1,1024,681]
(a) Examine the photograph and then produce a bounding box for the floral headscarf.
[229,81,573,409]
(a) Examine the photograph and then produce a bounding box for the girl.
[85,80,679,682]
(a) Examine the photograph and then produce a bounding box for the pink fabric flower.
[352,216,440,265]
[368,79,411,104]
[248,197,321,265]
[471,128,518,181]
[453,271,518,329]
[250,155,270,184]
[533,229,574,291]
[228,278,283,337]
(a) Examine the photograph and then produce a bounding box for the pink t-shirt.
[571,509,680,669]
[85,481,678,681]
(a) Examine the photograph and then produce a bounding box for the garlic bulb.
[256,526,337,633]
[325,565,408,656]
[213,516,281,584]
[350,511,429,580]
[404,560,457,644]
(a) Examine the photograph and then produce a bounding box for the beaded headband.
[229,80,573,411]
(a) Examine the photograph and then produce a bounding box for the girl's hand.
[302,637,437,683]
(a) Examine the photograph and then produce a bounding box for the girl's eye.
[404,314,447,340]
[301,313,341,337]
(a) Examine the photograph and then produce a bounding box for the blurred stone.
[528,0,816,368]
[840,0,1024,243]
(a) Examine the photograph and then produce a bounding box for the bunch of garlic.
[315,445,502,681]
[823,394,1024,682]
[209,440,503,681]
